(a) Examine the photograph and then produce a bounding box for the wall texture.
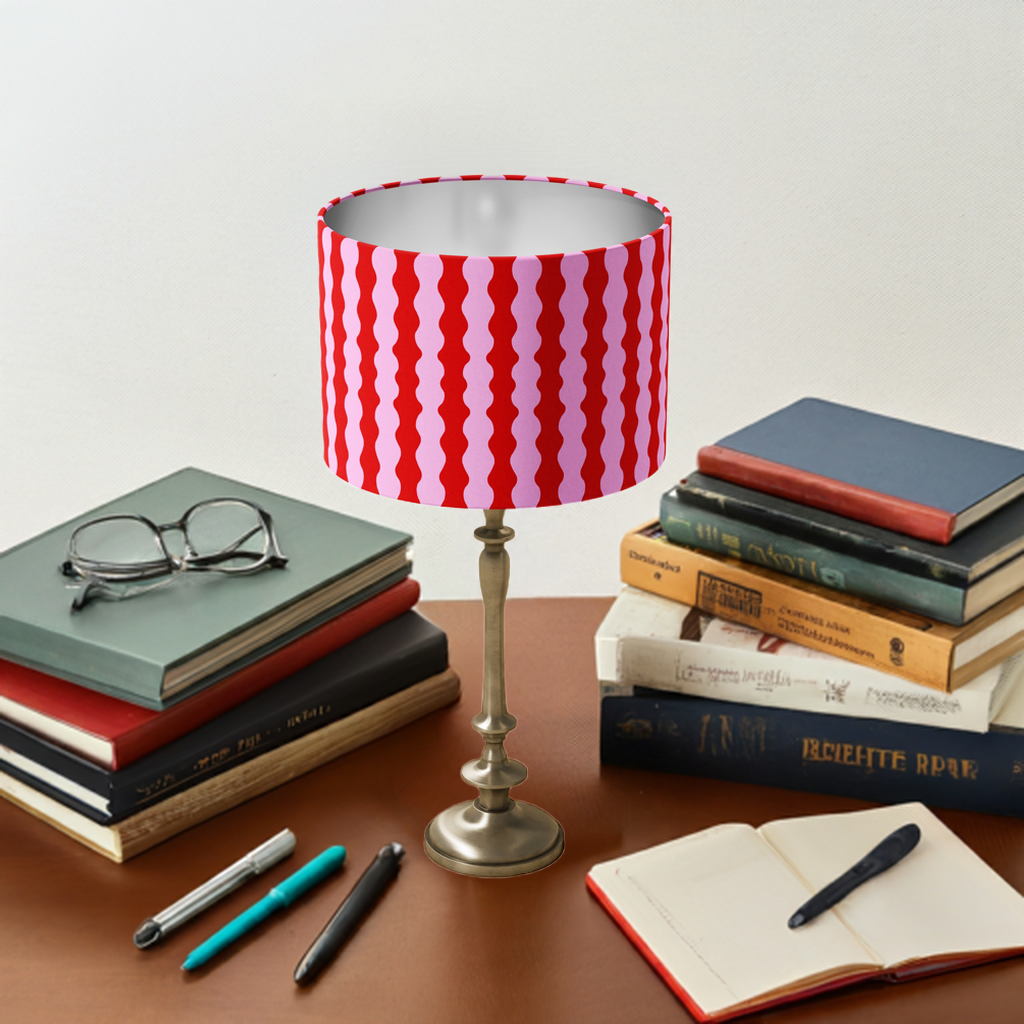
[1,1,1020,598]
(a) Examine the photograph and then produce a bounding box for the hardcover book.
[621,523,1024,692]
[664,478,1024,625]
[586,802,1024,1021]
[599,668,1024,818]
[596,586,1021,733]
[0,667,460,863]
[0,610,448,823]
[0,576,421,769]
[697,398,1024,544]
[0,468,412,708]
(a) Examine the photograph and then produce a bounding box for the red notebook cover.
[0,577,419,769]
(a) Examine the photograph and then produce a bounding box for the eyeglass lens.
[184,501,267,565]
[71,517,168,569]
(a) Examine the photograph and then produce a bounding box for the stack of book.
[0,468,459,862]
[600,397,1024,816]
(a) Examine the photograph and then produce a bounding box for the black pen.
[788,823,921,928]
[294,842,405,985]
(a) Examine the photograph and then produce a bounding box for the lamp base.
[423,798,564,877]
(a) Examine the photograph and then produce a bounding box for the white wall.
[1,1,1020,599]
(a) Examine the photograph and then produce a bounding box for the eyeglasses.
[60,498,288,611]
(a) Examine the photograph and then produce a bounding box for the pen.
[788,822,921,928]
[134,829,296,949]
[294,842,405,985]
[182,845,346,971]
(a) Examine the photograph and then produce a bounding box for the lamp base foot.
[423,799,564,877]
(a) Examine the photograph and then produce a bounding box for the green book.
[0,468,412,709]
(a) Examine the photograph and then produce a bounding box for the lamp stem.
[422,509,564,876]
[465,510,526,812]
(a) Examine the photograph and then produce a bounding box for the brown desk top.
[3,597,1024,1023]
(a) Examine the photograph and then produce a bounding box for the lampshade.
[317,175,671,509]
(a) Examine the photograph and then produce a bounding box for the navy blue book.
[601,687,1024,818]
[663,479,1024,624]
[0,611,448,824]
[697,398,1024,544]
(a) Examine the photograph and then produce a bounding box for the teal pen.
[182,845,346,971]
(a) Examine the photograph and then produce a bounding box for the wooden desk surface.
[3,597,1024,1023]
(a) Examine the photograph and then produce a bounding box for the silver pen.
[133,828,296,949]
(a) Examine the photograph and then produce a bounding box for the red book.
[0,577,419,769]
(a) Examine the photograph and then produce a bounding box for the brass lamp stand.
[423,510,565,876]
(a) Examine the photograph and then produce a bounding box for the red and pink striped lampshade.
[318,175,671,509]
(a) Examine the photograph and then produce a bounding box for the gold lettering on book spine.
[801,737,907,772]
[801,737,980,781]
[696,713,768,758]
[914,753,979,780]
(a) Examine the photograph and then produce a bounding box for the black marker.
[294,842,404,985]
[788,823,921,928]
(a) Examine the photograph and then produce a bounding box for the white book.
[595,587,1022,733]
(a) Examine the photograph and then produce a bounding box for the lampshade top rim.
[320,176,668,259]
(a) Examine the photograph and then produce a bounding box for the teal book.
[0,468,411,709]
[661,481,1024,625]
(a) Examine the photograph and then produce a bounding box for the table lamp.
[317,175,671,876]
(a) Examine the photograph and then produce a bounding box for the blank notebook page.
[594,823,878,1015]
[761,802,1024,969]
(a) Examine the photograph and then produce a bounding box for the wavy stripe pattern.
[318,175,671,509]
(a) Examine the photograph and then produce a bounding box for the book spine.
[603,633,995,733]
[696,445,956,544]
[600,690,1024,818]
[115,669,460,862]
[661,490,968,625]
[620,527,957,691]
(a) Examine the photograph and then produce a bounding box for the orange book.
[621,523,1024,692]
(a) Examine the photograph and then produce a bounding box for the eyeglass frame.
[59,497,288,610]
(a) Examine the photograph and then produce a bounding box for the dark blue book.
[600,687,1024,818]
[0,611,448,824]
[697,398,1024,544]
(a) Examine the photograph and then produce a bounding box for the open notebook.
[587,803,1024,1021]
